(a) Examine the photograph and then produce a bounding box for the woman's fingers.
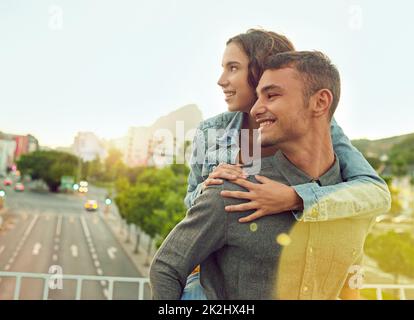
[210,164,248,180]
[225,201,257,212]
[203,178,224,188]
[210,171,239,180]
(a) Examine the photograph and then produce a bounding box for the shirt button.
[352,249,357,256]
[309,247,313,254]
[303,286,309,293]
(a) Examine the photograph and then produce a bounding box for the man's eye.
[230,66,237,72]
[268,94,279,99]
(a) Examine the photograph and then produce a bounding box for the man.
[150,51,375,299]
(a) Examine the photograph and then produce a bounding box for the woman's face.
[217,42,257,113]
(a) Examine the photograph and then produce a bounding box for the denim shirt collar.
[216,112,244,147]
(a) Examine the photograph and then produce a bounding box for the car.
[14,183,25,192]
[375,214,394,223]
[3,178,12,186]
[84,200,98,212]
[392,215,414,224]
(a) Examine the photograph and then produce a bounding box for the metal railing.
[361,284,414,300]
[2,271,413,300]
[0,271,150,300]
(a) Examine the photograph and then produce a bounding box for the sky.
[0,0,413,148]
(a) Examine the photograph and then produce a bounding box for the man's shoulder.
[191,184,225,210]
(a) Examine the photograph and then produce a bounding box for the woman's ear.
[312,88,333,118]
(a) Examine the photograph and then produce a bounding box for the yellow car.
[84,200,98,212]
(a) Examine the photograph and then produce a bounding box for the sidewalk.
[101,209,155,278]
[0,205,8,228]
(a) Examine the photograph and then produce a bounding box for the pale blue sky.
[1,0,413,147]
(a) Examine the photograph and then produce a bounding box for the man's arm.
[150,186,227,300]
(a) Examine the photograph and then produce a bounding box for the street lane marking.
[107,247,117,260]
[94,261,100,267]
[54,245,59,251]
[0,245,5,255]
[56,215,63,237]
[97,268,103,275]
[80,216,91,238]
[32,242,42,255]
[4,264,10,271]
[100,280,106,287]
[103,289,109,299]
[92,253,98,260]
[52,254,58,261]
[24,215,39,238]
[70,245,78,258]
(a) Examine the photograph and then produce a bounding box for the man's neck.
[280,124,335,179]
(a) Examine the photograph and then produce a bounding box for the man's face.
[251,67,310,148]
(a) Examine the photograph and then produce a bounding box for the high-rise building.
[71,132,107,162]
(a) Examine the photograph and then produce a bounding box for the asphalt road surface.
[0,182,151,300]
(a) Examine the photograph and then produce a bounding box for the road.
[0,182,150,300]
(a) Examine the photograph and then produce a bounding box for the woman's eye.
[230,66,237,72]
[268,94,279,99]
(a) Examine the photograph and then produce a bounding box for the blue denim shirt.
[184,111,391,222]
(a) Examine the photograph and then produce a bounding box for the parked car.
[3,178,12,186]
[392,215,414,224]
[84,200,98,212]
[14,183,25,192]
[375,214,394,223]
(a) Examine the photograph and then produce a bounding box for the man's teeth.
[260,120,275,127]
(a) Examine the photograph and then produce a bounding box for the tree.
[115,165,188,249]
[104,148,126,182]
[17,150,78,192]
[365,231,414,284]
[382,177,403,216]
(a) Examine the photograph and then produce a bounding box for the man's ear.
[312,89,333,118]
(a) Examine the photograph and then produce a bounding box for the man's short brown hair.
[264,51,341,119]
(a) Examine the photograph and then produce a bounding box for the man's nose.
[250,99,266,119]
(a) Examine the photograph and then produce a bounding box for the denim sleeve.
[184,126,206,209]
[292,118,391,222]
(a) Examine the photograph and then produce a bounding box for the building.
[71,132,107,162]
[0,132,39,175]
[0,139,16,175]
[111,104,203,167]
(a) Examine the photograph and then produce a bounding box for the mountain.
[352,133,414,158]
[149,104,203,137]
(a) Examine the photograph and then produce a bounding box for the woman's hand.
[220,175,304,223]
[203,163,248,189]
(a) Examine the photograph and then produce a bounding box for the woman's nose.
[217,72,229,87]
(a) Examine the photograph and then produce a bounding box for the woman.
[181,29,391,300]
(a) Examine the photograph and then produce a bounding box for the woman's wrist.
[287,186,304,211]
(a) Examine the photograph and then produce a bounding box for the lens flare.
[276,233,291,246]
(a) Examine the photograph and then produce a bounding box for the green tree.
[365,231,414,284]
[18,150,78,192]
[115,165,188,247]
